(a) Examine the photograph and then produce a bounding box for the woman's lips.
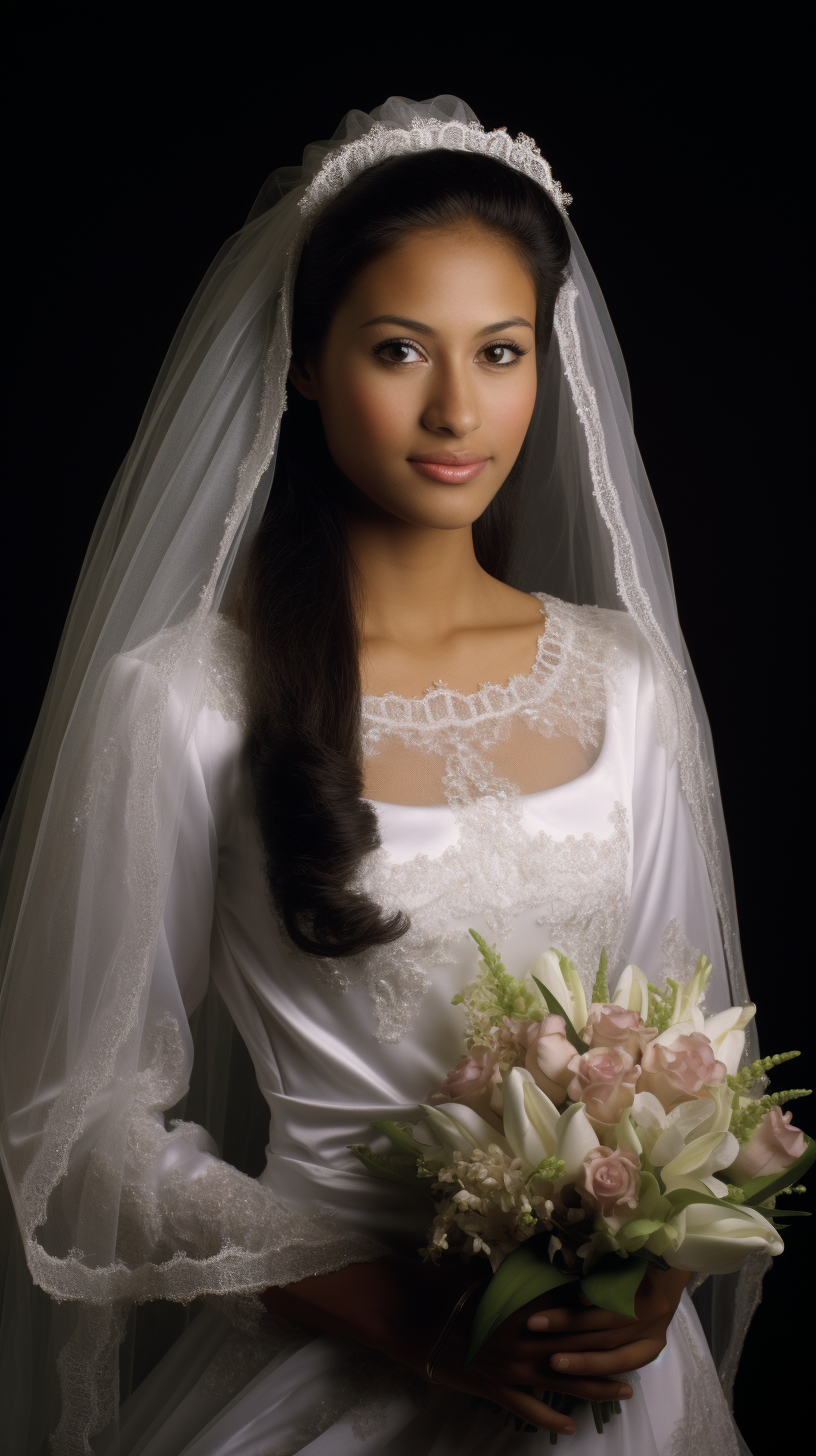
[408,454,489,483]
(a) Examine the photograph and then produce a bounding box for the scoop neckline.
[364,724,609,814]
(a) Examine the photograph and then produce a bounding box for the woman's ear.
[288,359,319,400]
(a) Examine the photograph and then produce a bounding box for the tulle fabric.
[0,94,757,1452]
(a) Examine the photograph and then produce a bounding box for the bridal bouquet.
[352,933,812,1434]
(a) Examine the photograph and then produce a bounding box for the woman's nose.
[420,366,481,437]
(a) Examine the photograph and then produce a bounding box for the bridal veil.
[0,95,758,1452]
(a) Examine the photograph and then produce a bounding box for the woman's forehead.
[335,226,538,333]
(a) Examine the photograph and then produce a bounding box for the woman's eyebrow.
[358,314,535,335]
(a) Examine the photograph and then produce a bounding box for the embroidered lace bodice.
[125,596,726,1272]
[360,593,617,807]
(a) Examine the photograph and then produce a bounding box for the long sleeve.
[112,693,383,1297]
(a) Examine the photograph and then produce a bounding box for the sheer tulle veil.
[0,95,760,1451]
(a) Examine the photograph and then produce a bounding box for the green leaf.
[617,1218,665,1244]
[579,1255,648,1319]
[347,1145,431,1191]
[464,1236,578,1364]
[665,1188,747,1217]
[531,977,585,1052]
[739,1137,816,1207]
[760,1208,811,1220]
[370,1120,435,1160]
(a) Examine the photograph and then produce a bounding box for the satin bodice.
[157,603,725,1253]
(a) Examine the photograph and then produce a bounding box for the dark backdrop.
[5,12,807,1450]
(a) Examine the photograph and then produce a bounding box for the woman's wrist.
[259,1255,479,1372]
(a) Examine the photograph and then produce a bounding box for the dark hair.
[241,150,570,958]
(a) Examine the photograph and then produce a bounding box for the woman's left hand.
[526,1266,691,1380]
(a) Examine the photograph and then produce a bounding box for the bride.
[0,95,761,1455]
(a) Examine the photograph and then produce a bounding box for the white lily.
[420,1102,513,1160]
[611,1108,643,1157]
[612,964,650,1020]
[651,1085,739,1190]
[669,956,713,1026]
[702,1004,757,1077]
[628,1091,669,1159]
[529,950,582,1028]
[652,1013,705,1044]
[558,956,588,1031]
[555,1100,601,1179]
[662,1199,783,1274]
[502,1068,560,1168]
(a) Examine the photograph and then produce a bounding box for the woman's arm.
[261,1256,637,1436]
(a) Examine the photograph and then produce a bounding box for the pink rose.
[581,1002,657,1061]
[429,1047,504,1130]
[507,1015,576,1106]
[728,1106,808,1183]
[499,1017,533,1056]
[639,1032,726,1112]
[577,1146,641,1231]
[566,1046,641,1124]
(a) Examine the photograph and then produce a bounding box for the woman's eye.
[481,343,524,366]
[373,340,425,365]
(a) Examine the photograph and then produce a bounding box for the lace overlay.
[204,602,633,1045]
[657,917,703,989]
[201,613,250,729]
[362,595,624,805]
[312,798,631,1043]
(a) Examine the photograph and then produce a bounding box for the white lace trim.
[201,613,250,729]
[668,1299,741,1456]
[362,595,625,805]
[363,594,619,743]
[299,116,572,224]
[656,916,702,990]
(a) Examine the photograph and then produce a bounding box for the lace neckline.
[362,592,568,731]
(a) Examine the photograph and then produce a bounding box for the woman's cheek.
[335,374,414,456]
[489,379,537,456]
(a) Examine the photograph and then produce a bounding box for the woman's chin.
[352,478,504,533]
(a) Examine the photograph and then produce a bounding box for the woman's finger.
[527,1306,637,1335]
[550,1338,661,1376]
[518,1324,654,1355]
[499,1366,633,1403]
[490,1385,577,1436]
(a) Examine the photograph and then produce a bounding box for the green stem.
[592,1400,604,1434]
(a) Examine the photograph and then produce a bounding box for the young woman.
[0,96,759,1455]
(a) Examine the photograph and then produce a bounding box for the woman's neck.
[348,513,491,651]
[347,511,543,699]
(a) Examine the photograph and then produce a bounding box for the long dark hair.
[241,150,570,959]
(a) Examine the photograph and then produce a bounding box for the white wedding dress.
[108,596,744,1456]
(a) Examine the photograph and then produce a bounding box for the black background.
[5,10,807,1449]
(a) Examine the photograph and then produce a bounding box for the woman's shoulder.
[533,591,640,671]
[198,614,251,728]
[114,612,251,731]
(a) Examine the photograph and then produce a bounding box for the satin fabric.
[149,616,725,1245]
[112,607,742,1455]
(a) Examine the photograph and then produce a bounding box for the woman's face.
[291,224,538,531]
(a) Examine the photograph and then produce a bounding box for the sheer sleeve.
[109,681,384,1296]
[618,634,736,1018]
